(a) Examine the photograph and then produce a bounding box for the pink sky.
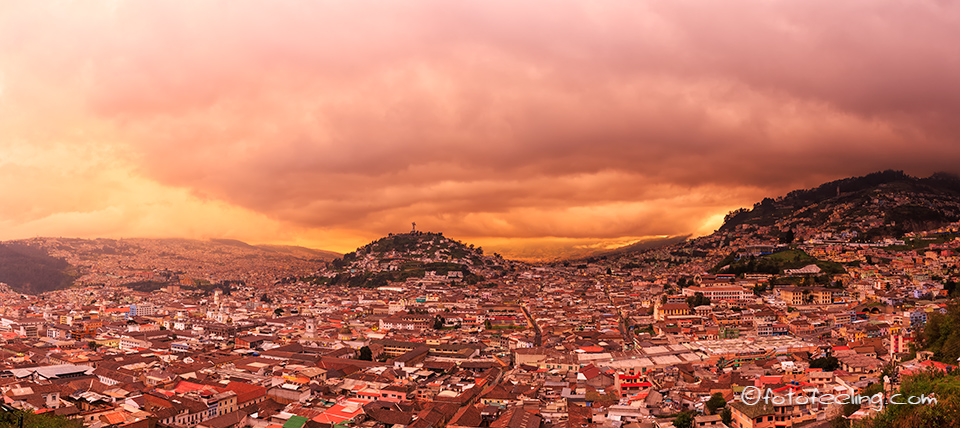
[1,1,958,258]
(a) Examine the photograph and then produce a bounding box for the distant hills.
[0,238,341,295]
[586,235,691,259]
[4,170,960,293]
[494,235,691,262]
[210,239,342,260]
[0,242,78,295]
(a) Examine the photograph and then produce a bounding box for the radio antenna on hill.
[411,222,416,233]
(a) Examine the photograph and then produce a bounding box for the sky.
[1,0,959,259]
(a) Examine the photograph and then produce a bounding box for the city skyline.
[2,1,959,257]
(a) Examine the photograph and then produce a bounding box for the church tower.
[305,317,316,338]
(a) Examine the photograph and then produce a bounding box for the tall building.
[129,303,157,318]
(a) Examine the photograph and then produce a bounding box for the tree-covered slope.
[719,170,960,240]
[0,242,77,294]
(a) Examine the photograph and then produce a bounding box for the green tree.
[687,292,711,308]
[753,284,767,296]
[829,414,850,428]
[810,356,840,371]
[434,315,444,330]
[918,299,960,363]
[0,406,82,428]
[274,307,284,317]
[673,411,694,428]
[705,392,727,414]
[358,346,373,361]
[87,341,100,351]
[779,229,795,244]
[857,368,960,427]
[721,407,732,425]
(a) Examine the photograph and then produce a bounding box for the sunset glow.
[2,1,958,258]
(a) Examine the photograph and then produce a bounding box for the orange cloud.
[1,1,959,257]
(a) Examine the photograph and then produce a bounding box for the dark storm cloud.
[2,0,958,250]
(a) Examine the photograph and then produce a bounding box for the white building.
[681,286,748,301]
[128,303,157,318]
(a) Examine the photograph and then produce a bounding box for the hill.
[208,239,340,261]
[588,235,691,259]
[719,170,960,239]
[593,170,960,278]
[0,242,78,294]
[2,237,339,293]
[256,244,341,261]
[317,231,512,288]
[710,248,846,284]
[484,235,691,262]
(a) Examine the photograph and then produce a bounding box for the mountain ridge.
[719,170,960,235]
[590,170,960,277]
[0,237,341,294]
[4,170,959,293]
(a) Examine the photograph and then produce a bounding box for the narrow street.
[520,304,542,346]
